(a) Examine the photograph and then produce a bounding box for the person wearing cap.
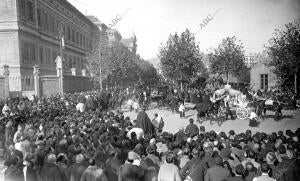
[105,148,122,181]
[39,154,65,181]
[80,158,108,181]
[180,148,205,181]
[184,119,199,138]
[179,147,190,169]
[141,144,160,181]
[67,154,87,181]
[204,156,231,181]
[118,151,144,181]
[243,162,260,181]
[253,162,276,181]
[158,152,181,181]
[225,164,245,181]
[152,113,164,134]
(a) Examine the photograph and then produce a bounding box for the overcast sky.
[68,0,300,60]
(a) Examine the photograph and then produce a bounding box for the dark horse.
[194,94,224,121]
[253,96,284,121]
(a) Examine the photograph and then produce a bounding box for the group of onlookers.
[0,92,299,181]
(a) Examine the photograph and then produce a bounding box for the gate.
[40,76,60,97]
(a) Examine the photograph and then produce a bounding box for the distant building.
[0,0,99,95]
[250,61,277,91]
[107,29,122,46]
[121,34,137,54]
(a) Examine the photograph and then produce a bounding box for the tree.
[267,19,300,93]
[209,36,247,82]
[159,29,206,89]
[86,33,111,90]
[106,44,139,87]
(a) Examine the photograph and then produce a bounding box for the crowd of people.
[0,91,299,181]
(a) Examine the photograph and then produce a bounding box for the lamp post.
[58,24,64,95]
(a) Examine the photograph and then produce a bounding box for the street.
[122,103,300,134]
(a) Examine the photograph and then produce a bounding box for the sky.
[68,0,300,60]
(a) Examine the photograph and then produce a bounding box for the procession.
[0,0,300,181]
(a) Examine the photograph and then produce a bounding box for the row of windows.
[22,41,86,71]
[260,74,268,90]
[48,0,88,29]
[19,0,92,51]
[36,7,92,51]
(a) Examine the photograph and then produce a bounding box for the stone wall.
[63,75,93,93]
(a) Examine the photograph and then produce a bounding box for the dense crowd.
[0,91,299,181]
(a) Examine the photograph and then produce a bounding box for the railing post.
[3,65,9,98]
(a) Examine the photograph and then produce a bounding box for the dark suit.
[118,163,144,181]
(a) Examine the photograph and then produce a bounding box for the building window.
[19,0,26,19]
[27,1,34,22]
[46,48,51,64]
[43,12,48,30]
[260,74,268,90]
[50,16,55,33]
[80,34,82,47]
[37,9,41,27]
[83,36,86,48]
[76,32,79,44]
[67,26,71,41]
[39,47,44,64]
[72,29,75,43]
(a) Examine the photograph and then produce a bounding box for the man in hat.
[67,154,87,181]
[205,156,231,181]
[40,154,65,181]
[184,119,199,138]
[158,152,181,181]
[105,148,122,181]
[118,151,144,181]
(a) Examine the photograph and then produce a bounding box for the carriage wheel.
[237,107,249,120]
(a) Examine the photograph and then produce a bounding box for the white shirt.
[133,102,139,109]
[249,111,257,119]
[2,104,10,115]
[76,103,85,112]
[127,127,144,140]
[179,104,185,112]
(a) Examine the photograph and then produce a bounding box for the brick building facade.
[0,0,99,95]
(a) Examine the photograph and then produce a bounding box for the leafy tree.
[267,19,300,93]
[159,29,206,88]
[86,33,111,89]
[209,36,247,82]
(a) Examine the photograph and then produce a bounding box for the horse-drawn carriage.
[150,85,169,108]
[211,84,251,120]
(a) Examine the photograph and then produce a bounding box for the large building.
[0,0,99,95]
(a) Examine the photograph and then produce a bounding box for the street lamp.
[57,24,64,95]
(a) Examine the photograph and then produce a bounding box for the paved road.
[122,103,300,134]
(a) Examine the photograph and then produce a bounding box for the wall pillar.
[3,65,9,98]
[71,68,76,76]
[82,69,86,76]
[33,65,40,97]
